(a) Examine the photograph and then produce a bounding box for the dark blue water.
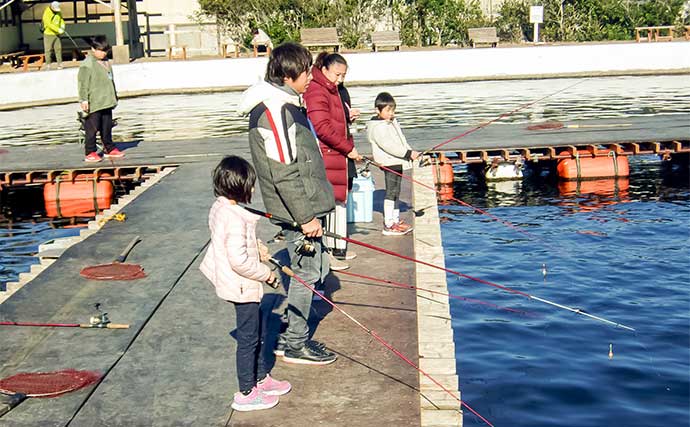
[442,157,690,426]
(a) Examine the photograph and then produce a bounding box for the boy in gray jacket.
[367,92,420,236]
[239,42,337,365]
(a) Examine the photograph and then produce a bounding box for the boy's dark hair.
[265,42,313,85]
[212,155,256,203]
[375,92,396,111]
[313,51,347,70]
[88,35,111,52]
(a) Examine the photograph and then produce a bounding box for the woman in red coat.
[304,52,362,267]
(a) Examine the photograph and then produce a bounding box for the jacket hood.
[310,67,338,94]
[238,80,301,116]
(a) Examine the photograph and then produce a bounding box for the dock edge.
[413,163,462,426]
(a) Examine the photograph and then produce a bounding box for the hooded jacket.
[200,198,271,303]
[303,67,354,202]
[239,80,335,225]
[42,7,65,36]
[367,116,413,169]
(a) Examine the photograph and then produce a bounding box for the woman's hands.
[347,147,363,162]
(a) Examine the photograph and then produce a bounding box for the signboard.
[530,6,544,24]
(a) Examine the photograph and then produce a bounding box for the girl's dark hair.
[88,35,111,52]
[313,51,347,70]
[375,92,396,111]
[212,155,256,203]
[265,42,313,85]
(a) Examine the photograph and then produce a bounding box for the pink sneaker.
[231,387,279,412]
[257,374,292,396]
[84,152,102,163]
[395,221,413,233]
[104,148,124,158]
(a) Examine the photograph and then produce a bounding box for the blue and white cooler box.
[346,176,374,223]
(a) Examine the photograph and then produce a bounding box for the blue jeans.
[233,302,268,393]
[281,227,330,350]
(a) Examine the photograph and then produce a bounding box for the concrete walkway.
[0,139,429,425]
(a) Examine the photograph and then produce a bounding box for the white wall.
[1,42,689,109]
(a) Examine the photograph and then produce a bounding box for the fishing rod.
[246,206,635,331]
[269,257,494,427]
[0,305,129,329]
[63,30,81,51]
[362,156,543,244]
[419,79,585,157]
[337,270,535,317]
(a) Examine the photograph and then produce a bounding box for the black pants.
[233,301,268,393]
[84,108,115,155]
[384,165,403,201]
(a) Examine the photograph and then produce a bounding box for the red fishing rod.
[269,257,494,427]
[337,270,535,317]
[421,79,584,155]
[245,206,635,331]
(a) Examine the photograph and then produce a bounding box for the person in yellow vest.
[42,1,65,70]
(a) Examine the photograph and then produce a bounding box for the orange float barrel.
[433,154,454,185]
[44,174,114,218]
[557,149,629,180]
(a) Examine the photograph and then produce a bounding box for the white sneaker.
[328,253,349,271]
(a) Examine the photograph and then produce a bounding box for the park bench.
[635,26,674,42]
[467,27,499,48]
[686,25,690,40]
[220,42,240,58]
[252,40,271,57]
[0,51,25,68]
[18,54,45,71]
[371,31,402,52]
[167,45,187,60]
[300,27,341,52]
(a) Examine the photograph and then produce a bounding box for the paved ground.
[0,139,421,426]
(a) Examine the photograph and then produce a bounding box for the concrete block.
[419,373,459,391]
[419,357,457,375]
[420,409,462,426]
[418,341,456,357]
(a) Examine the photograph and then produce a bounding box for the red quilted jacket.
[304,67,354,202]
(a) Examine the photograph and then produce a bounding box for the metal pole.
[111,0,124,46]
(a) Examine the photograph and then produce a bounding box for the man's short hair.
[265,42,313,85]
[375,92,396,111]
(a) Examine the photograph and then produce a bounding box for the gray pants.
[43,34,62,66]
[282,227,330,350]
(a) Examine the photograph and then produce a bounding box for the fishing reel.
[357,164,371,178]
[88,303,111,328]
[295,236,317,257]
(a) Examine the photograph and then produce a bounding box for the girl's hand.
[258,240,270,262]
[410,151,421,160]
[349,108,361,121]
[301,217,323,237]
[80,101,89,113]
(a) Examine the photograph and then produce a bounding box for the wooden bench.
[167,45,187,60]
[685,25,690,40]
[220,42,240,58]
[0,51,25,68]
[252,42,271,57]
[18,54,45,71]
[371,31,402,52]
[635,26,674,42]
[467,27,499,48]
[300,27,341,52]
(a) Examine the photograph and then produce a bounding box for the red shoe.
[104,148,124,158]
[84,152,102,163]
[395,221,413,234]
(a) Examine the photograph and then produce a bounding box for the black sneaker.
[283,341,337,365]
[274,336,326,357]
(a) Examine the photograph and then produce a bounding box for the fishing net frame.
[526,121,565,131]
[79,263,146,280]
[0,369,101,398]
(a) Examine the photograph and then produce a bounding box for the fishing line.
[421,79,585,155]
[337,270,534,317]
[270,258,494,427]
[245,206,634,331]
